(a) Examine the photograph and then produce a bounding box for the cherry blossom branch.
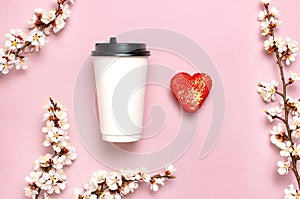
[275,43,300,189]
[0,0,74,75]
[24,98,77,199]
[73,165,176,199]
[257,0,300,196]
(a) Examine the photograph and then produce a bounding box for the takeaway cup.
[91,37,150,142]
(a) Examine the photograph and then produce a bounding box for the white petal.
[2,68,9,74]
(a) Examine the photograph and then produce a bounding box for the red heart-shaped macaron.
[170,72,212,113]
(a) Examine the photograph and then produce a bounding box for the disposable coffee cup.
[91,37,150,142]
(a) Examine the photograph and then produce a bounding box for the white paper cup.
[91,37,150,142]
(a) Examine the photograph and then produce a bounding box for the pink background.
[1,0,300,198]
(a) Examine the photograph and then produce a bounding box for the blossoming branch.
[0,0,74,75]
[257,0,300,197]
[24,98,77,199]
[73,165,176,199]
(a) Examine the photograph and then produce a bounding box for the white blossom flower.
[285,97,300,117]
[257,80,278,102]
[55,109,68,120]
[28,8,45,29]
[26,28,46,52]
[83,182,94,194]
[165,164,176,176]
[25,171,43,184]
[50,4,71,33]
[52,156,66,169]
[265,106,282,122]
[140,172,151,182]
[292,129,300,139]
[165,164,176,173]
[72,188,83,199]
[287,37,298,53]
[270,123,287,149]
[270,7,279,18]
[260,18,281,37]
[15,57,29,70]
[53,16,66,33]
[258,10,267,21]
[106,172,122,190]
[285,53,297,66]
[264,36,275,52]
[41,10,56,24]
[260,21,271,36]
[291,115,300,138]
[277,160,290,175]
[51,140,67,153]
[275,37,287,53]
[39,169,67,194]
[290,71,300,81]
[291,116,300,131]
[47,128,66,143]
[150,177,165,192]
[270,16,281,27]
[284,184,300,199]
[61,145,77,165]
[42,122,56,134]
[282,38,299,66]
[0,55,15,75]
[292,144,300,158]
[28,14,38,29]
[89,170,108,190]
[59,4,71,20]
[42,124,66,138]
[42,110,54,123]
[24,186,39,198]
[59,118,70,130]
[121,181,139,195]
[280,141,293,157]
[45,133,61,145]
[37,153,53,168]
[4,29,25,51]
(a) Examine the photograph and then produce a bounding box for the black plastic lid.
[91,37,150,57]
